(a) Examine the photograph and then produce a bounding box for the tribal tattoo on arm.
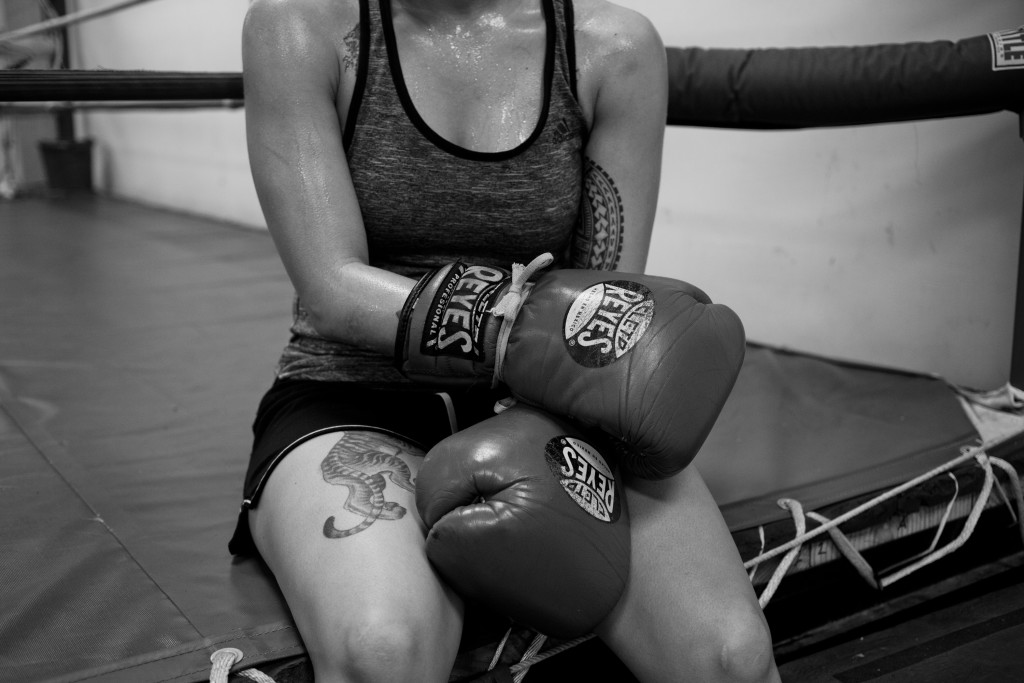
[571,158,624,271]
[320,431,418,539]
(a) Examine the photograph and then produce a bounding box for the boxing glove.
[396,254,745,478]
[416,404,630,639]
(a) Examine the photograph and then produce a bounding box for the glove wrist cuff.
[395,261,511,385]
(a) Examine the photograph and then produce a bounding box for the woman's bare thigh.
[249,429,463,682]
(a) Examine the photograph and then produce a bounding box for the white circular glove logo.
[563,280,654,368]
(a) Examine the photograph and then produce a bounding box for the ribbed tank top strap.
[552,0,580,103]
[342,0,386,152]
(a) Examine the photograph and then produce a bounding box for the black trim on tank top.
[342,0,372,150]
[380,0,556,162]
[563,0,578,100]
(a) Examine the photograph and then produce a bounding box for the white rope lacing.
[485,628,546,682]
[873,473,960,582]
[751,499,807,608]
[745,433,1024,608]
[237,669,277,683]
[503,632,597,683]
[490,252,555,386]
[483,626,599,682]
[486,627,516,671]
[510,633,549,683]
[209,648,276,683]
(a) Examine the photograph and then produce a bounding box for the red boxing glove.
[396,254,745,478]
[416,404,630,638]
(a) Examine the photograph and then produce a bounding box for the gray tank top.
[277,0,587,382]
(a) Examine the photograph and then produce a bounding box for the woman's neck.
[392,0,522,27]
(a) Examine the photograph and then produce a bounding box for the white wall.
[621,0,1022,389]
[69,0,1023,389]
[70,0,260,226]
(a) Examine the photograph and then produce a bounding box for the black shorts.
[228,378,509,555]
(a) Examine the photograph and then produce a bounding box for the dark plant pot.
[38,139,94,193]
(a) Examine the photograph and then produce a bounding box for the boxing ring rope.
[0,0,161,46]
[0,70,244,104]
[0,100,244,113]
[3,23,1024,683]
[665,32,1024,130]
[2,29,1022,116]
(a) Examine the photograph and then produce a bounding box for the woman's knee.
[313,612,452,683]
[708,600,778,683]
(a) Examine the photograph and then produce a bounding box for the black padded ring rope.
[0,100,244,113]
[0,70,243,102]
[666,31,1024,129]
[2,29,1022,127]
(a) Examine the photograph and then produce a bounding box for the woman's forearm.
[301,260,416,355]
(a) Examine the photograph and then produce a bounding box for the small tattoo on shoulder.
[573,158,624,270]
[341,23,360,72]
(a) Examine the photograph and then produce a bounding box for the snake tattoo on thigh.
[320,431,418,539]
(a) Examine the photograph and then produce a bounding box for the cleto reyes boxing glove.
[396,253,745,478]
[416,404,630,639]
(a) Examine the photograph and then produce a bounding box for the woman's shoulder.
[570,0,664,63]
[243,0,361,85]
[244,0,359,45]
[570,0,666,111]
